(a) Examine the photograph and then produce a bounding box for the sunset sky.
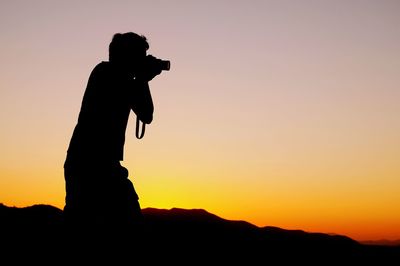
[1,1,399,242]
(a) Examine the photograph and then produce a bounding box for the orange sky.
[1,1,399,241]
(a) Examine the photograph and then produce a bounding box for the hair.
[109,32,149,62]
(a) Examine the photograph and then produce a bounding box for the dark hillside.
[1,203,398,264]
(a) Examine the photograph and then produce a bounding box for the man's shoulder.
[93,61,111,71]
[89,61,113,77]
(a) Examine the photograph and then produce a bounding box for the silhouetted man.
[63,32,162,230]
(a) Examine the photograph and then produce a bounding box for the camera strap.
[135,116,146,139]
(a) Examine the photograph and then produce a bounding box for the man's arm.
[131,81,154,124]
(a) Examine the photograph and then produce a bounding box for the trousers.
[63,159,143,229]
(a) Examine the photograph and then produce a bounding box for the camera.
[147,55,170,72]
[158,59,171,71]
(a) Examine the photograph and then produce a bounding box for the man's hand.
[136,55,162,81]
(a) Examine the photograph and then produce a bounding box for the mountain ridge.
[1,203,399,264]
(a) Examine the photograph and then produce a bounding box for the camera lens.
[162,60,170,71]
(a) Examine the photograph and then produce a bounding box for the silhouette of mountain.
[1,203,399,264]
[362,239,400,246]
[140,207,400,264]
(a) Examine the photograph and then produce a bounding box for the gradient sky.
[1,0,399,241]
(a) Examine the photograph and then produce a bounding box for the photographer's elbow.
[140,114,153,124]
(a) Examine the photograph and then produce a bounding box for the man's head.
[109,32,149,72]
